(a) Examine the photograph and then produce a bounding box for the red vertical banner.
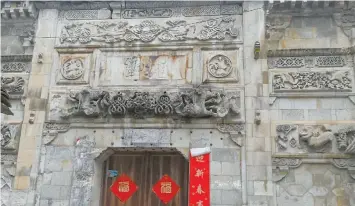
[189,153,210,206]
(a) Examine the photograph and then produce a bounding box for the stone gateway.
[1,1,355,206]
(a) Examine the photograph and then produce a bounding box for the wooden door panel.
[102,152,188,206]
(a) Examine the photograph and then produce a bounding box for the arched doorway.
[101,149,189,206]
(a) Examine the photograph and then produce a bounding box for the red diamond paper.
[110,173,138,203]
[152,174,180,204]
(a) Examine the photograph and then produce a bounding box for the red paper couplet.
[189,153,210,206]
[110,173,138,203]
[152,174,180,204]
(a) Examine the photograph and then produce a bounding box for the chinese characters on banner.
[152,174,180,204]
[110,173,138,203]
[189,153,210,206]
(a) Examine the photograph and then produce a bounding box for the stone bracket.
[42,123,70,145]
[272,157,302,182]
[217,123,245,147]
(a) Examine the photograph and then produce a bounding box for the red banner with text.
[189,153,210,206]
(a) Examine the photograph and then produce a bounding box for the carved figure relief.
[61,58,85,80]
[60,17,240,44]
[299,126,333,152]
[59,89,241,119]
[1,124,19,151]
[273,71,352,91]
[1,77,25,94]
[275,124,355,154]
[123,56,140,78]
[207,55,233,78]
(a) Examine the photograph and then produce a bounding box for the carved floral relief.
[59,17,241,45]
[1,124,20,151]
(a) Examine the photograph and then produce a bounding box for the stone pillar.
[13,8,59,205]
[243,2,274,205]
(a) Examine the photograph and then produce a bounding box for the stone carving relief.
[207,55,233,78]
[1,77,25,94]
[272,158,302,182]
[1,62,29,73]
[60,9,111,20]
[122,129,171,147]
[57,54,91,85]
[70,135,96,206]
[272,71,352,92]
[122,8,173,18]
[275,124,355,154]
[315,56,345,67]
[334,126,355,154]
[265,15,292,40]
[1,124,20,151]
[217,123,245,146]
[61,58,85,80]
[58,89,241,120]
[333,9,355,40]
[42,123,71,145]
[268,56,347,69]
[332,159,355,180]
[59,17,240,44]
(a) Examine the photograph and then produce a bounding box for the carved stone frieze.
[272,157,302,182]
[42,123,70,145]
[122,8,173,18]
[60,9,111,20]
[59,17,240,44]
[207,55,233,78]
[274,124,355,154]
[267,47,355,57]
[1,124,20,152]
[268,56,347,69]
[1,76,25,94]
[272,70,352,92]
[58,89,241,120]
[1,62,29,73]
[1,55,33,62]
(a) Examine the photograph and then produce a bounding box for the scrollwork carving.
[217,123,245,147]
[207,55,233,78]
[60,17,240,44]
[272,157,302,182]
[1,63,28,73]
[122,8,173,19]
[59,89,241,119]
[276,125,296,150]
[273,71,352,91]
[315,56,345,67]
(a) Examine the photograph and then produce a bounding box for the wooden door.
[101,152,189,206]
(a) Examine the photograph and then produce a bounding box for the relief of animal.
[299,126,334,150]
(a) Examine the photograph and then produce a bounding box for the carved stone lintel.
[332,159,355,180]
[42,123,70,145]
[58,89,241,120]
[272,157,302,182]
[267,47,355,57]
[217,123,245,147]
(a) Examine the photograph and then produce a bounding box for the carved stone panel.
[270,69,353,94]
[202,49,240,83]
[268,56,349,69]
[48,88,243,122]
[57,16,242,46]
[56,53,92,85]
[274,123,355,154]
[1,124,21,152]
[1,62,30,73]
[98,51,192,86]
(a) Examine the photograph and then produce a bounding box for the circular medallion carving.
[61,58,84,80]
[207,55,233,78]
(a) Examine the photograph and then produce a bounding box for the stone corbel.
[272,157,302,182]
[333,9,355,41]
[217,123,245,147]
[42,123,70,145]
[332,159,355,180]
